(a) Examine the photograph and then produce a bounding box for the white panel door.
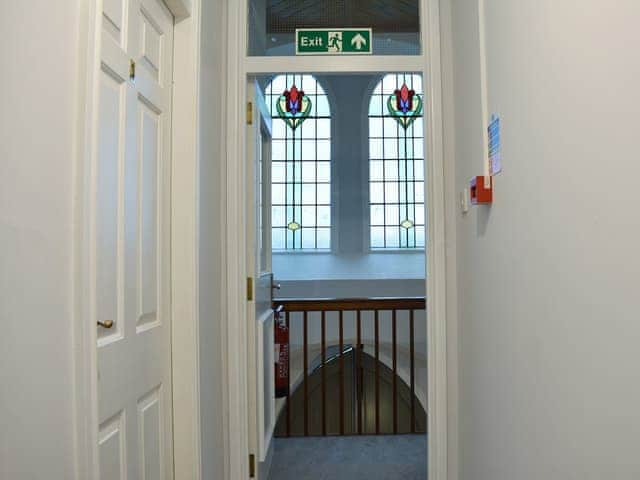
[246,81,275,473]
[95,0,174,478]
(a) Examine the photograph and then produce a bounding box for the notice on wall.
[488,114,502,175]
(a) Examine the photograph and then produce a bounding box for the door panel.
[247,81,275,473]
[256,291,275,459]
[97,69,125,345]
[138,100,159,330]
[135,0,173,112]
[138,387,163,480]
[98,412,126,480]
[140,8,162,79]
[96,0,174,478]
[103,0,127,45]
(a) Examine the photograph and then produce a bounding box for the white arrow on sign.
[351,33,367,50]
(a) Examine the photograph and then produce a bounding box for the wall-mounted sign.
[296,28,373,55]
[488,114,502,175]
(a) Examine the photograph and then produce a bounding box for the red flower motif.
[394,84,415,114]
[284,85,305,115]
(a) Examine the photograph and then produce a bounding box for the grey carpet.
[268,435,427,480]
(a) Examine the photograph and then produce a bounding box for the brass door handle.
[97,320,114,329]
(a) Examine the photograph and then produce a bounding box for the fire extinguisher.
[274,306,289,398]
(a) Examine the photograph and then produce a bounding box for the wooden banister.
[273,297,426,312]
[274,296,426,437]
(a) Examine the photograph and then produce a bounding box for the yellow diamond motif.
[287,221,301,231]
[400,219,414,229]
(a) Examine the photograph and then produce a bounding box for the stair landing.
[268,434,427,480]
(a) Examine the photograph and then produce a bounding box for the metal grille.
[266,0,420,34]
[265,74,331,250]
[368,73,425,249]
[249,0,421,55]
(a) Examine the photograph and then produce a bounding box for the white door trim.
[73,1,202,479]
[222,1,449,480]
[222,2,251,478]
[171,2,203,479]
[72,2,102,477]
[422,1,449,478]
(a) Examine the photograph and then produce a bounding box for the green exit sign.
[296,28,373,55]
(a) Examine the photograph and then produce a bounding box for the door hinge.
[247,277,254,302]
[249,453,256,478]
[129,59,136,80]
[247,101,253,125]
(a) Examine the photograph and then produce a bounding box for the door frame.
[223,1,449,479]
[72,0,202,478]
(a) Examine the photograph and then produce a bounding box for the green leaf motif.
[276,95,312,131]
[387,94,423,130]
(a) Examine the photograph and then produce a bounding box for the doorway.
[75,0,201,477]
[246,72,429,480]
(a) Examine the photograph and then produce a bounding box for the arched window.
[368,74,425,249]
[265,75,331,250]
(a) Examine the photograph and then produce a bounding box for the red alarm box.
[470,176,493,205]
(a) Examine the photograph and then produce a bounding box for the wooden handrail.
[273,296,425,312]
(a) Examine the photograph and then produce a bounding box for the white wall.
[450,1,640,479]
[0,1,81,478]
[278,279,425,298]
[275,253,425,282]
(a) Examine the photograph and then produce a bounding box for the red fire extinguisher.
[274,306,289,398]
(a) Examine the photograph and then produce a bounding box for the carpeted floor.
[268,435,427,480]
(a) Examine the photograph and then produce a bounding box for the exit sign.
[296,28,373,55]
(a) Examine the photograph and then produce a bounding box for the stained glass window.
[265,74,331,250]
[369,73,425,249]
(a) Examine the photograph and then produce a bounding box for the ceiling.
[266,0,420,34]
